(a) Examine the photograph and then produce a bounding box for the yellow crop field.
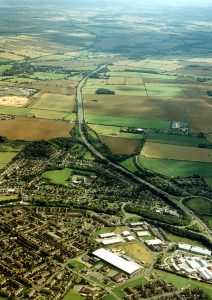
[141,142,212,163]
[31,93,75,112]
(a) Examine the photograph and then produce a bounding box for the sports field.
[141,142,212,163]
[42,168,73,186]
[31,93,75,112]
[0,118,74,140]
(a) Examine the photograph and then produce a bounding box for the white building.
[136,231,150,237]
[146,239,163,246]
[93,248,140,277]
[99,232,116,239]
[102,237,123,245]
[126,236,135,242]
[130,222,144,227]
[198,267,212,281]
[122,231,131,237]
[191,246,211,256]
[178,243,191,252]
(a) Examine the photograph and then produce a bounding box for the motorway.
[76,65,212,242]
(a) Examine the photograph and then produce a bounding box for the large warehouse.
[93,248,140,277]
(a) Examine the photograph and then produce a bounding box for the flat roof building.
[191,246,211,256]
[136,231,150,237]
[126,236,135,242]
[99,232,116,239]
[146,239,163,246]
[93,248,140,277]
[101,237,123,245]
[178,243,191,252]
[130,222,144,227]
[122,231,131,237]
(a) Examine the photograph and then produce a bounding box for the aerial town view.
[0,0,211,299]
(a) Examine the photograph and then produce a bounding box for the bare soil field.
[107,241,153,266]
[31,93,75,112]
[100,135,140,155]
[84,94,212,132]
[20,81,76,96]
[0,96,29,107]
[0,52,24,61]
[125,77,144,85]
[141,142,212,163]
[112,59,184,72]
[106,77,125,85]
[0,117,73,140]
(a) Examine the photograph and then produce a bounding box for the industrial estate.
[0,0,211,299]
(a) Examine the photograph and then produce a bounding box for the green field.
[205,178,212,188]
[139,156,212,177]
[29,108,69,120]
[113,277,147,298]
[166,232,204,247]
[0,152,17,169]
[86,114,171,130]
[63,289,85,300]
[90,124,121,135]
[147,133,210,147]
[154,270,212,298]
[41,168,73,186]
[184,197,212,214]
[0,57,12,63]
[83,84,147,96]
[0,106,32,116]
[68,260,86,271]
[30,72,68,80]
[121,158,139,173]
[107,71,177,80]
[0,195,18,202]
[0,64,12,74]
[202,215,212,230]
[145,83,185,97]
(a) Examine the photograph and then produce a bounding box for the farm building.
[93,248,140,277]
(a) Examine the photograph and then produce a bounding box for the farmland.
[184,197,212,215]
[141,142,212,163]
[146,133,210,147]
[31,93,75,112]
[86,114,171,129]
[139,156,212,177]
[0,118,74,140]
[0,152,17,169]
[99,136,140,155]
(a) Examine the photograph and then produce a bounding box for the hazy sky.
[122,0,212,7]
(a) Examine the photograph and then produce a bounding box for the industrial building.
[101,237,123,245]
[178,244,211,256]
[99,232,116,239]
[93,248,140,277]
